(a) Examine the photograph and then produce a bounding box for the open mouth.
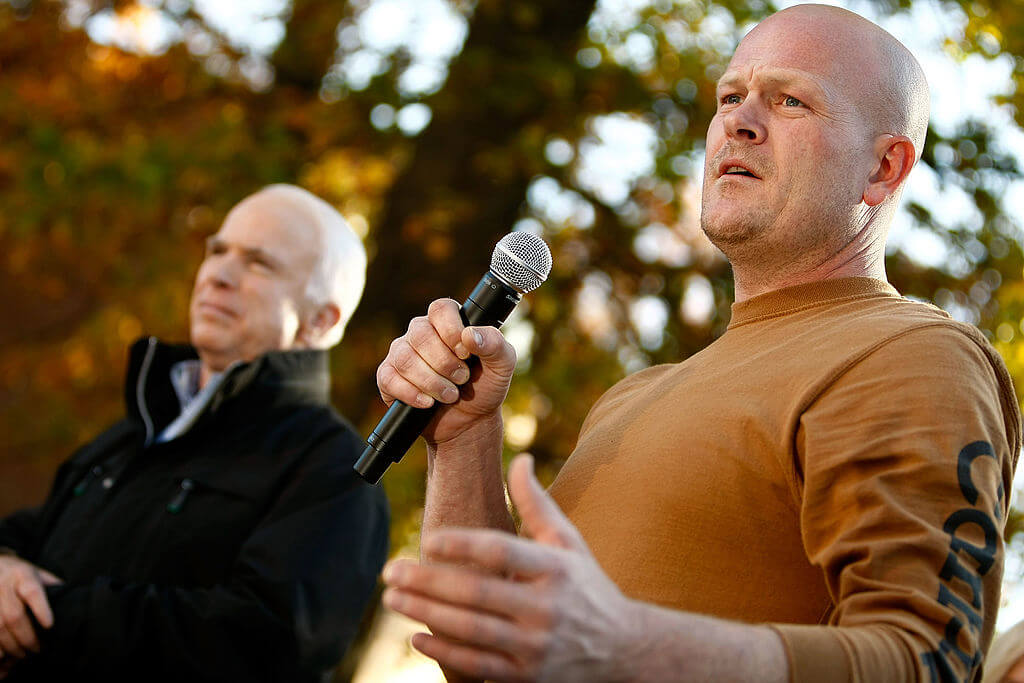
[722,166,758,178]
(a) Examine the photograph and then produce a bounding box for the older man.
[375,5,1019,683]
[0,184,389,682]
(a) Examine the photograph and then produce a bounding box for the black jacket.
[0,338,389,682]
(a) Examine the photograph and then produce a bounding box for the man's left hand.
[382,454,640,682]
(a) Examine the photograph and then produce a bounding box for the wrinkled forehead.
[726,11,883,98]
[218,194,323,266]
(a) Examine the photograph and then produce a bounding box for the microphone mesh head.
[490,232,552,293]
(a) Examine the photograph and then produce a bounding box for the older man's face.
[189,194,320,371]
[700,11,879,263]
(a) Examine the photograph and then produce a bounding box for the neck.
[197,351,242,389]
[198,362,216,389]
[731,222,889,302]
[733,261,887,302]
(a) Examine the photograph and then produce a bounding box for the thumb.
[508,454,587,553]
[463,326,516,375]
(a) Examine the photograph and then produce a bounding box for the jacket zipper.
[73,465,104,496]
[137,336,158,446]
[166,478,195,513]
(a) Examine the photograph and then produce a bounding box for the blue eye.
[784,95,803,107]
[721,93,742,105]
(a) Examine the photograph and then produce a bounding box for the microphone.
[355,232,553,484]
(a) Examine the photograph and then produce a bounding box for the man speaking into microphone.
[374,5,1019,682]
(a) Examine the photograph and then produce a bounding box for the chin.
[190,328,231,355]
[701,215,764,248]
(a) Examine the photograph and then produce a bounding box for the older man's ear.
[299,303,342,349]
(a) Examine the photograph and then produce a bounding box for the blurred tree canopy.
[1,0,1023,569]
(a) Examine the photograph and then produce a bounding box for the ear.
[297,303,341,347]
[863,134,916,207]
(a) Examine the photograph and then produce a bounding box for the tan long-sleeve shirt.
[549,277,1020,682]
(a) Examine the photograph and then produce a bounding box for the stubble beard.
[701,195,865,289]
[699,183,777,263]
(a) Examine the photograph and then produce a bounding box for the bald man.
[374,5,1019,683]
[0,185,389,682]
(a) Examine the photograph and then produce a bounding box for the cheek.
[189,265,209,301]
[251,288,302,341]
[704,119,726,158]
[781,134,837,186]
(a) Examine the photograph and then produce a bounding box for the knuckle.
[0,603,17,623]
[481,654,518,682]
[391,342,419,374]
[524,630,549,660]
[405,315,430,337]
[427,298,457,315]
[548,560,569,582]
[482,542,509,570]
[386,336,407,363]
[18,583,41,600]
[553,530,576,548]
[430,300,464,336]
[423,535,451,563]
[472,617,497,645]
[406,316,434,343]
[469,579,489,606]
[376,362,398,388]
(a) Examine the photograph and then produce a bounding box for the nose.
[723,99,766,143]
[202,253,241,290]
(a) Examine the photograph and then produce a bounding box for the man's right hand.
[376,298,517,446]
[0,554,61,664]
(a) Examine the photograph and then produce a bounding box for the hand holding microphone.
[357,232,552,483]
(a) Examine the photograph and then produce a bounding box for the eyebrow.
[716,68,830,103]
[206,236,283,270]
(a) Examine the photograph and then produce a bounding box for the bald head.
[742,4,929,158]
[700,4,930,298]
[248,184,367,346]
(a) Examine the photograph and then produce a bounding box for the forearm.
[423,414,515,537]
[625,600,788,683]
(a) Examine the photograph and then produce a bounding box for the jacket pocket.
[147,473,267,584]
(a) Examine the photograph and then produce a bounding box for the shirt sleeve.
[772,325,1020,683]
[14,430,390,683]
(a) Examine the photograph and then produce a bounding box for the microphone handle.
[355,271,523,484]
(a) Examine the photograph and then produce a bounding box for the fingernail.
[442,386,459,402]
[454,343,469,359]
[452,366,470,384]
[415,393,434,408]
[473,330,484,347]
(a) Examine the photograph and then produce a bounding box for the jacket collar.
[123,337,331,444]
